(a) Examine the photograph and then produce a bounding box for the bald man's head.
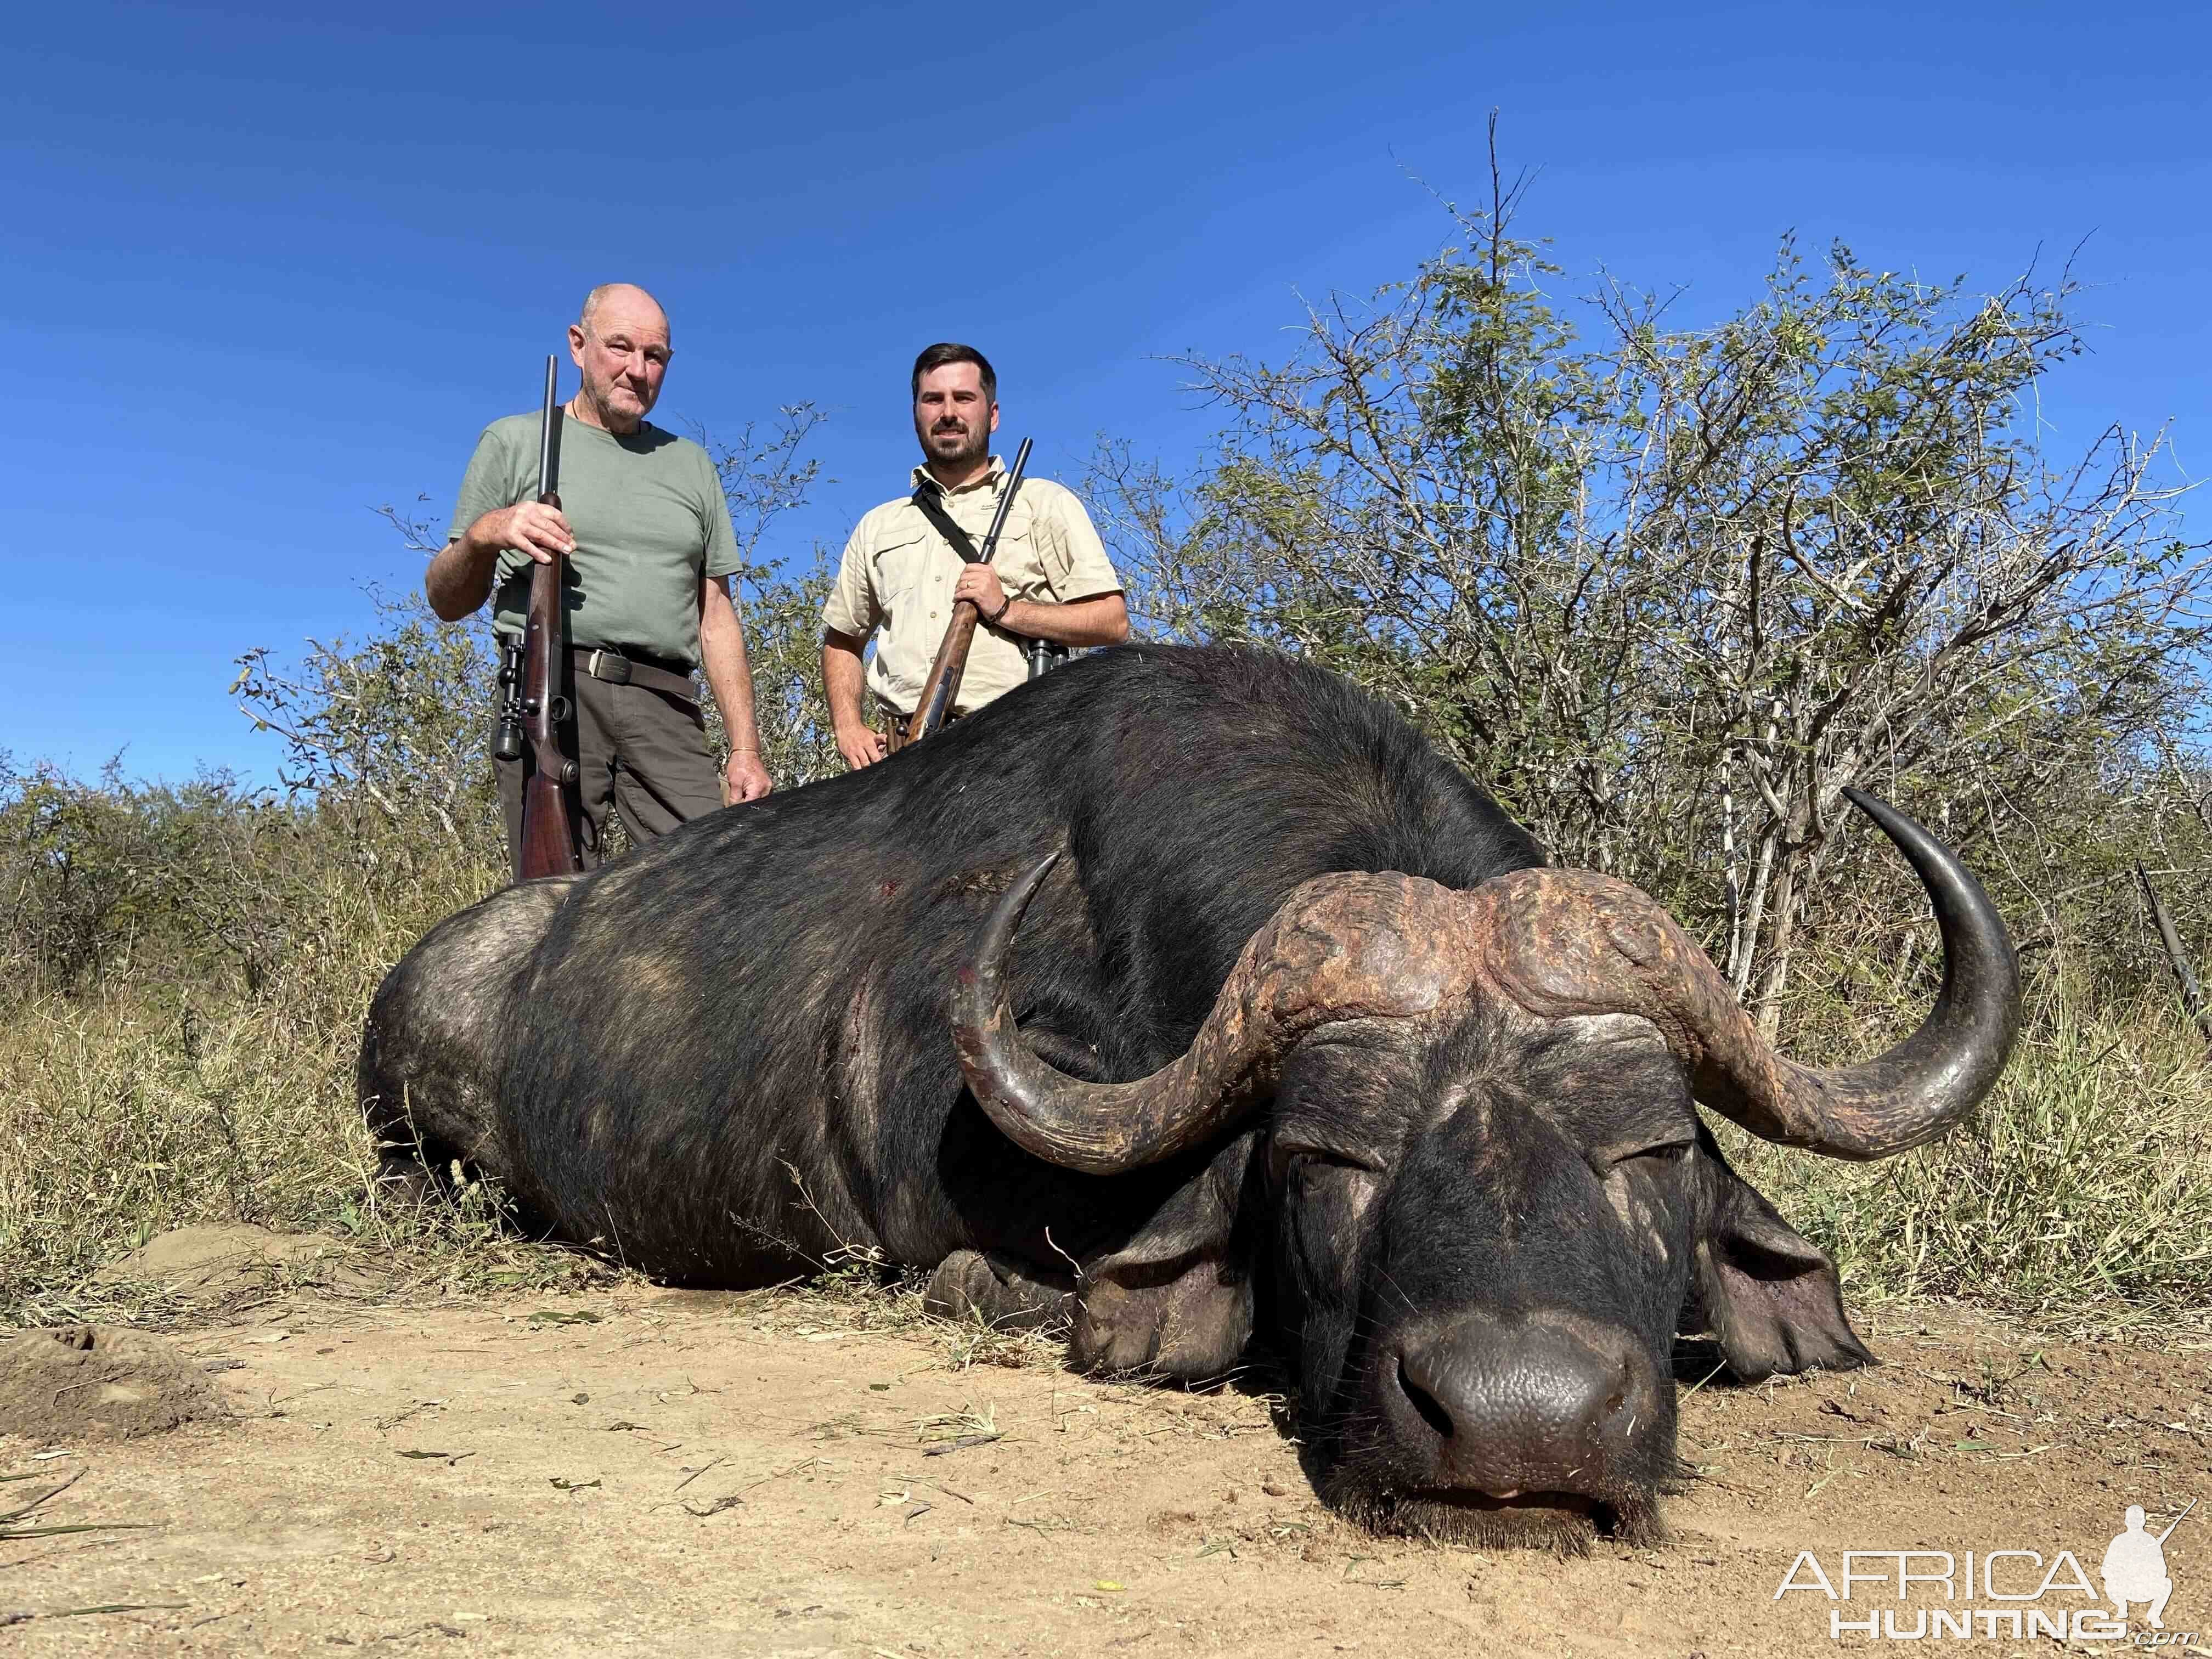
[580,283,669,340]
[567,284,673,435]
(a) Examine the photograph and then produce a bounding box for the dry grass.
[736,1250,1069,1374]
[5,840,2209,1342]
[0,843,545,1322]
[1736,952,2212,1324]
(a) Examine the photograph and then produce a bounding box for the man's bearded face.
[913,363,996,469]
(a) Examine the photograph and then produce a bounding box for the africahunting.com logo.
[1776,1501,2196,1643]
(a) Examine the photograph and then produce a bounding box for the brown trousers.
[495,669,721,874]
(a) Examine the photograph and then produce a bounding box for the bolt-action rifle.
[491,357,580,879]
[905,436,1031,746]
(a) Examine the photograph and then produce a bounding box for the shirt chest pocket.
[870,531,931,609]
[985,515,1056,598]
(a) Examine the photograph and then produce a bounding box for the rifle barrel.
[2156,1498,2197,1543]
[973,436,1033,565]
[537,354,560,503]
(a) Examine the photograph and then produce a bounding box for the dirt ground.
[3,1245,2209,1657]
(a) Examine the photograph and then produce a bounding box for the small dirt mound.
[94,1223,353,1287]
[0,1326,230,1443]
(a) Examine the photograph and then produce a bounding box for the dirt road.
[3,1285,2207,1657]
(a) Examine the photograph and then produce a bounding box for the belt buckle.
[588,649,631,686]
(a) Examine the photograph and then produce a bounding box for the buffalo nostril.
[1386,1317,1658,1499]
[1397,1353,1455,1440]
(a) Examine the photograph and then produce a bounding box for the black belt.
[572,647,696,702]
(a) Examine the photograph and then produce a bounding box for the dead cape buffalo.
[359,644,2018,1548]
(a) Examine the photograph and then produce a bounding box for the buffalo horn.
[1467,789,2019,1161]
[951,855,1476,1175]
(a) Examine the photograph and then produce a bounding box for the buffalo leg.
[924,1249,1077,1331]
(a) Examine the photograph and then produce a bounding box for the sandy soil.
[3,1279,2208,1657]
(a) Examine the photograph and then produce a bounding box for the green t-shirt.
[448,412,741,670]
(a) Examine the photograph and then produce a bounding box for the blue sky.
[7,0,2207,784]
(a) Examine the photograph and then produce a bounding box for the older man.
[820,342,1130,767]
[427,283,772,872]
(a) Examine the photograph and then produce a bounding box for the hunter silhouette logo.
[1775,1498,2197,1641]
[2104,1501,2192,1629]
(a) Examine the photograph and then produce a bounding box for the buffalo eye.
[1592,1137,1695,1178]
[1269,1138,1380,1186]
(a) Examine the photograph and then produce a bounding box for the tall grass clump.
[0,806,506,1314]
[0,595,528,1318]
[1729,957,2212,1318]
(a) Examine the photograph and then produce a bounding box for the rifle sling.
[910,486,989,565]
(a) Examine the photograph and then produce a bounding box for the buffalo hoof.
[370,1152,445,1207]
[924,1249,1077,1333]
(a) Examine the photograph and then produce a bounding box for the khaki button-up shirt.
[822,456,1124,717]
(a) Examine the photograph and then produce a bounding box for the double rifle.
[491,357,582,880]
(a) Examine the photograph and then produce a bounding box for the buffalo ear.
[1069,1134,1258,1381]
[1690,1132,1876,1381]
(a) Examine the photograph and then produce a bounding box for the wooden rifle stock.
[517,354,582,879]
[907,607,981,747]
[905,437,1032,746]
